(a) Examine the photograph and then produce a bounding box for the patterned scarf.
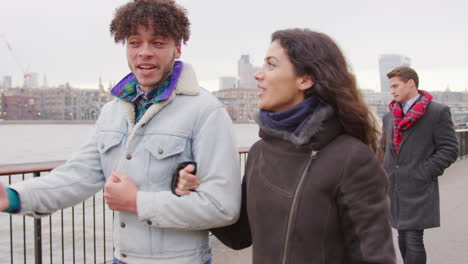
[389,90,432,154]
[111,61,183,123]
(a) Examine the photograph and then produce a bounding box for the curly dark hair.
[110,0,190,45]
[272,29,382,158]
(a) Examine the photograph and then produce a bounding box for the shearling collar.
[255,104,343,150]
[115,62,200,152]
[173,62,199,96]
[117,62,199,128]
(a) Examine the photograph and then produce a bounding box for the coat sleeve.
[336,142,396,264]
[209,176,252,250]
[136,106,242,230]
[426,105,459,179]
[9,125,106,218]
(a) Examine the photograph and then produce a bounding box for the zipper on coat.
[281,150,318,264]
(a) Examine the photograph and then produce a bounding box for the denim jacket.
[10,63,241,264]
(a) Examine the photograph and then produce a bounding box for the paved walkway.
[211,158,468,264]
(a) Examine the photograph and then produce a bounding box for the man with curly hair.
[0,1,241,263]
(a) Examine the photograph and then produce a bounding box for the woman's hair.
[110,0,190,45]
[272,28,382,158]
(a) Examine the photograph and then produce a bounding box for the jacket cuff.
[4,188,21,213]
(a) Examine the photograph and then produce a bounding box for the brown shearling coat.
[212,105,396,264]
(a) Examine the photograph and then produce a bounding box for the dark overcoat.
[382,101,459,230]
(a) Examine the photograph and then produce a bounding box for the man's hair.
[110,0,190,45]
[387,66,419,88]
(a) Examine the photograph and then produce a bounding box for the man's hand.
[175,164,201,196]
[104,171,138,213]
[0,182,10,212]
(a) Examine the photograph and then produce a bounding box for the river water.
[0,123,260,165]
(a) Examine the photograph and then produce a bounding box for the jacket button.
[158,148,163,154]
[126,154,132,160]
[120,222,126,228]
[147,220,152,225]
[121,253,127,258]
[395,165,399,169]
[100,144,105,149]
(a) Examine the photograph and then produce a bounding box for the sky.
[1,0,467,93]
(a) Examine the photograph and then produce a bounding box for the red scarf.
[388,90,432,154]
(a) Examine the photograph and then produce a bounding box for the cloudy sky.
[0,0,467,92]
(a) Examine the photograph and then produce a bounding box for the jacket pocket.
[144,135,187,159]
[97,132,124,154]
[422,159,438,181]
[405,162,432,192]
[97,132,125,176]
[144,135,188,188]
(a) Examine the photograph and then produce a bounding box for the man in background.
[381,66,458,264]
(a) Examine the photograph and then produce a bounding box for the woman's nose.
[254,70,262,80]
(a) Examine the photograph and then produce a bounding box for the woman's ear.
[298,75,314,91]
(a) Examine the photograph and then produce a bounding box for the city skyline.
[1,0,467,92]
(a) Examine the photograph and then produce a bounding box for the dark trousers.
[397,230,426,264]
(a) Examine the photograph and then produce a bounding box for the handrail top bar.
[0,160,66,176]
[0,147,252,176]
[238,146,250,154]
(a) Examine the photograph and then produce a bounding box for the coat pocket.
[97,132,124,154]
[143,135,189,188]
[144,135,187,160]
[97,132,125,176]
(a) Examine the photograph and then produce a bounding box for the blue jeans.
[398,230,426,264]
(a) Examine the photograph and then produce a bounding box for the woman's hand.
[175,164,201,196]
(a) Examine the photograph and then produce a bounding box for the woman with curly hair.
[176,28,396,263]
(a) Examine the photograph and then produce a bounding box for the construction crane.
[1,34,30,88]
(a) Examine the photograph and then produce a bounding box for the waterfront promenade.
[211,158,468,264]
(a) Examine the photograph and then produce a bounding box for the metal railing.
[456,129,468,159]
[0,161,114,264]
[0,150,249,264]
[1,129,466,264]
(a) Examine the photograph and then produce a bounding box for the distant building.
[41,75,49,88]
[2,84,113,120]
[0,93,4,119]
[238,55,258,89]
[219,76,237,90]
[2,75,12,89]
[379,54,411,96]
[360,89,388,119]
[213,88,258,122]
[1,93,39,120]
[25,72,39,89]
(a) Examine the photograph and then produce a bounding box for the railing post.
[33,171,42,264]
